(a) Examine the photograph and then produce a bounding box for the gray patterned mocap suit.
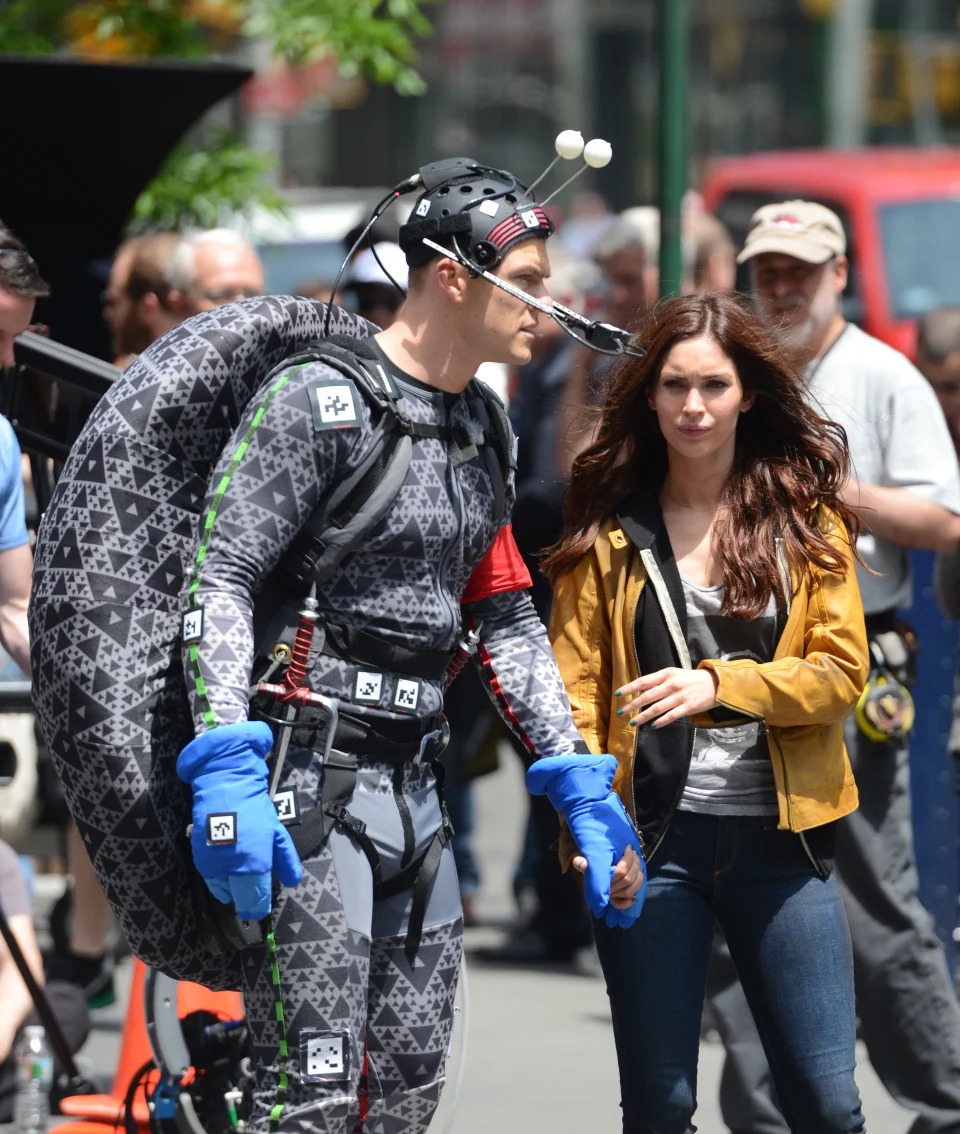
[29,294,588,1132]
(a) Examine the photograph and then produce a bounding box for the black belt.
[864,608,898,637]
[330,710,446,762]
[253,694,446,763]
[322,620,454,680]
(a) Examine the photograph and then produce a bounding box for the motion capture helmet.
[398,158,554,270]
[325,132,642,358]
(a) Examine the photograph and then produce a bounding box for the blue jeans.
[713,719,960,1134]
[593,810,863,1134]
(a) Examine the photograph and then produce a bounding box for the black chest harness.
[250,338,513,955]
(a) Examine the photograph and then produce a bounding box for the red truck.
[700,147,960,360]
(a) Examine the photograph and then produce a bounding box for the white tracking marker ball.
[583,138,613,168]
[555,130,585,160]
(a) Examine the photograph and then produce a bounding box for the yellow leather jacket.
[549,495,868,867]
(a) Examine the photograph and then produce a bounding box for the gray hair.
[594,206,696,278]
[0,220,49,299]
[595,207,659,262]
[918,308,960,362]
[545,248,601,307]
[165,228,259,294]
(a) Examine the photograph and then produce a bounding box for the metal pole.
[658,0,688,299]
[826,0,873,148]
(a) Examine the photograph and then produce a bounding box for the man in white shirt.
[712,200,960,1134]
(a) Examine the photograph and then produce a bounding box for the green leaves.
[0,0,61,52]
[0,0,437,231]
[129,130,290,231]
[245,0,436,96]
[0,0,437,90]
[77,0,207,57]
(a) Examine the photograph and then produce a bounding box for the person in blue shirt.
[0,221,47,675]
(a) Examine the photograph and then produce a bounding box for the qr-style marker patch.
[309,380,360,432]
[355,670,384,704]
[301,1031,350,1082]
[182,607,204,642]
[206,813,237,845]
[392,677,422,712]
[274,787,302,826]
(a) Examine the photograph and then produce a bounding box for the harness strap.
[285,748,454,960]
[393,762,416,868]
[287,752,360,859]
[269,343,515,604]
[402,824,453,962]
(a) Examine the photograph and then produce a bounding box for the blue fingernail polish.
[629,719,637,728]
[614,689,622,697]
[615,708,623,716]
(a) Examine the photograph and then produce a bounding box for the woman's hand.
[614,667,719,729]
[573,843,644,908]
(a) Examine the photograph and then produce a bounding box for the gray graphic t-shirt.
[678,577,779,816]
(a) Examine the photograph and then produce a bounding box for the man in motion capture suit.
[171,152,647,1132]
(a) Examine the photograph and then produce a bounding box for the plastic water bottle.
[13,1025,53,1132]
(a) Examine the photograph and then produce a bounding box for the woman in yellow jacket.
[540,292,869,1134]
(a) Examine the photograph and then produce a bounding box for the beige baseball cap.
[737,200,846,265]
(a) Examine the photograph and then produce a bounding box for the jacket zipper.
[438,402,465,645]
[797,829,827,878]
[765,727,824,875]
[775,537,792,618]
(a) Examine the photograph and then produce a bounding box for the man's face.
[750,252,846,352]
[601,246,651,330]
[188,244,265,314]
[461,239,549,366]
[0,288,36,368]
[918,348,960,450]
[102,248,136,354]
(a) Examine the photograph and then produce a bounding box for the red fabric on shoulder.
[461,524,533,604]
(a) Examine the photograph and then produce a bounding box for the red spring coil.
[444,648,469,690]
[284,612,317,691]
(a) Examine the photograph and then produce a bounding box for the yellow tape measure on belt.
[855,670,915,743]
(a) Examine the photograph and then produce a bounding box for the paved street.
[51,747,918,1132]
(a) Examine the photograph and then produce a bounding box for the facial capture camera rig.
[325,130,646,360]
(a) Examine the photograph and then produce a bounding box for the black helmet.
[398,157,554,270]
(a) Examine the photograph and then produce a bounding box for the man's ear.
[137,292,160,319]
[165,289,190,319]
[832,254,849,296]
[434,257,467,303]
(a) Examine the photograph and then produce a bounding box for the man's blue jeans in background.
[593,810,864,1134]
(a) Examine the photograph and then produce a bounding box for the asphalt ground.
[21,747,919,1133]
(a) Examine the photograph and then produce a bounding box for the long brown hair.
[543,292,859,617]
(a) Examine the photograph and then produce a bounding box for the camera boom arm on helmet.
[419,235,646,359]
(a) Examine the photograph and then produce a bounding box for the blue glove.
[526,752,645,927]
[177,721,302,921]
